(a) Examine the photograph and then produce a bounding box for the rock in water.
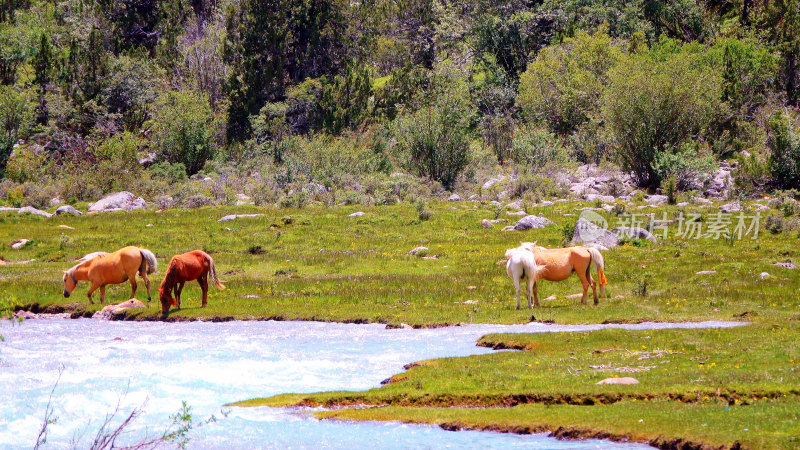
[88,191,147,212]
[92,299,146,320]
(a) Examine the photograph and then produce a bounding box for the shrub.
[518,30,622,134]
[767,111,800,190]
[602,42,723,188]
[652,142,716,191]
[510,173,565,199]
[509,126,568,170]
[0,85,35,174]
[148,162,188,184]
[149,90,216,176]
[393,79,472,190]
[766,214,783,234]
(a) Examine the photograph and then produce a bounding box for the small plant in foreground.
[415,200,432,221]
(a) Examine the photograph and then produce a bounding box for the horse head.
[158,287,177,314]
[62,270,77,298]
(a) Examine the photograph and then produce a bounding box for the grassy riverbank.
[2,200,799,448]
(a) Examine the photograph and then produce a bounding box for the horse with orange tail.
[159,250,225,313]
[519,242,607,306]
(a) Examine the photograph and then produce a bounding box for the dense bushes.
[768,111,800,189]
[149,90,217,175]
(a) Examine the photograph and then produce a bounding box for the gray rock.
[481,219,492,228]
[693,197,712,205]
[505,200,524,210]
[696,270,717,275]
[50,197,64,207]
[773,262,797,270]
[18,206,52,217]
[514,215,554,231]
[720,201,741,213]
[644,194,668,205]
[55,205,82,216]
[759,272,770,280]
[704,168,731,198]
[676,202,689,207]
[10,239,30,249]
[89,191,147,213]
[408,246,428,256]
[612,226,658,242]
[501,226,516,232]
[596,377,639,385]
[507,210,527,216]
[447,193,462,202]
[93,298,146,320]
[571,218,619,249]
[539,201,554,207]
[348,211,365,217]
[218,214,264,222]
[0,207,20,213]
[482,176,506,190]
[138,152,156,167]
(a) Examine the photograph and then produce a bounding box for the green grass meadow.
[2,200,799,448]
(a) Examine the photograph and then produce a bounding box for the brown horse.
[159,250,225,313]
[520,242,607,307]
[63,246,157,304]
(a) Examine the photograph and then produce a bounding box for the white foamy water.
[0,319,742,449]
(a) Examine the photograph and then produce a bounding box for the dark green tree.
[32,32,53,124]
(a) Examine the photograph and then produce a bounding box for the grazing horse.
[505,244,544,310]
[159,250,225,313]
[63,246,157,304]
[519,242,607,306]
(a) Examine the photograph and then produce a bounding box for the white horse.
[505,244,543,310]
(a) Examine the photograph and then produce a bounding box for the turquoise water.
[0,319,741,449]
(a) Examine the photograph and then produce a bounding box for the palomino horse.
[159,250,225,313]
[63,246,157,304]
[505,244,544,310]
[519,242,607,306]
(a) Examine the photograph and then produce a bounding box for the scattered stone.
[92,299,146,319]
[644,195,668,205]
[55,205,82,216]
[612,226,658,242]
[88,191,147,213]
[408,246,429,256]
[218,214,264,222]
[544,295,556,301]
[482,176,506,190]
[505,199,524,210]
[596,377,639,385]
[18,206,52,218]
[507,210,527,216]
[501,226,516,232]
[10,239,30,249]
[773,262,797,270]
[0,207,20,213]
[571,217,619,249]
[50,197,64,207]
[14,310,38,320]
[704,167,731,198]
[244,294,261,299]
[447,193,461,202]
[235,193,253,206]
[759,272,770,280]
[145,224,153,227]
[566,293,583,299]
[468,194,478,201]
[554,199,568,203]
[696,270,717,275]
[601,204,615,213]
[490,219,508,224]
[754,204,769,212]
[719,201,741,213]
[58,225,75,230]
[693,197,712,205]
[539,201,554,207]
[676,202,689,207]
[481,219,492,228]
[514,215,554,231]
[461,300,479,305]
[348,211,365,217]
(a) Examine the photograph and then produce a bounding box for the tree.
[318,64,372,134]
[0,85,34,174]
[32,33,53,124]
[149,90,216,175]
[517,30,622,134]
[767,110,800,189]
[602,47,722,188]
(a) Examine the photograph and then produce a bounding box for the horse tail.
[207,255,226,290]
[587,247,607,286]
[139,249,158,274]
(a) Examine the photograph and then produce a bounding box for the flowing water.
[0,319,743,449]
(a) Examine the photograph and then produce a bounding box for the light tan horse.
[63,246,158,304]
[519,242,607,306]
[505,244,544,310]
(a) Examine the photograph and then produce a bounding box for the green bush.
[602,41,723,188]
[393,76,473,190]
[509,125,568,170]
[652,141,716,191]
[767,111,800,190]
[149,90,216,176]
[148,162,188,184]
[0,86,34,175]
[517,30,622,134]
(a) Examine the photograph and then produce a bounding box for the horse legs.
[533,281,540,308]
[590,275,599,305]
[526,277,535,309]
[513,276,521,310]
[579,274,589,305]
[199,275,209,307]
[86,283,99,304]
[99,285,107,304]
[141,272,152,303]
[129,277,138,300]
[175,282,185,309]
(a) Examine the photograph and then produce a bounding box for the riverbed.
[0,319,742,448]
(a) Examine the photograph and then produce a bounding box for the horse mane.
[160,260,178,290]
